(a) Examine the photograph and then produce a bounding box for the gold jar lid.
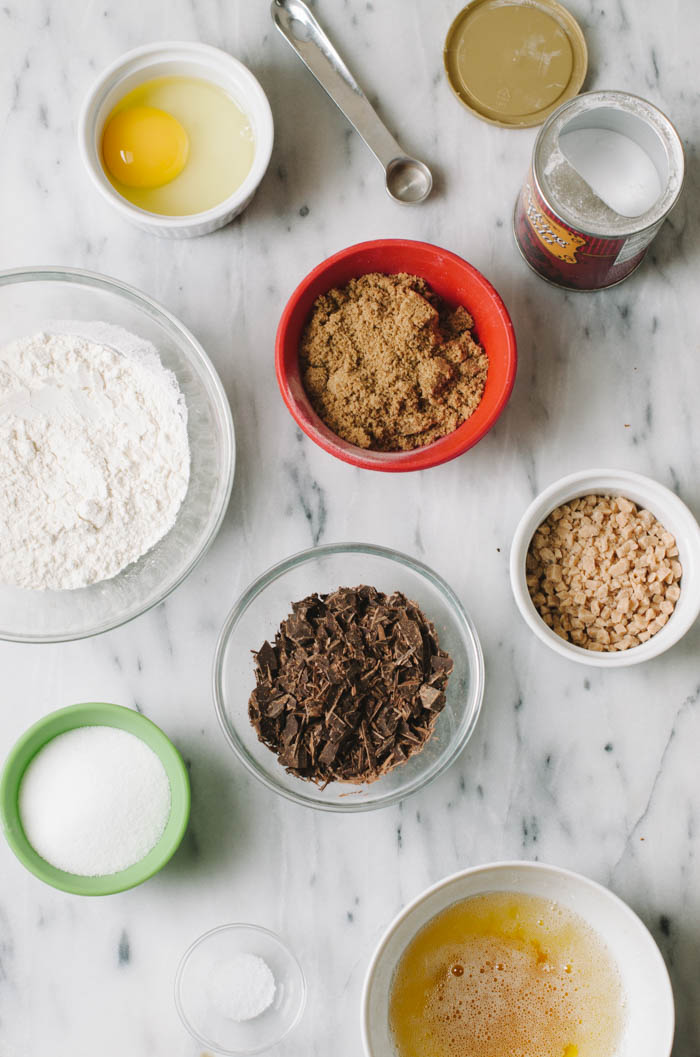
[444,0,588,128]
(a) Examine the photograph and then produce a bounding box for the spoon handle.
[271,0,405,170]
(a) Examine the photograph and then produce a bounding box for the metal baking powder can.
[513,90,685,290]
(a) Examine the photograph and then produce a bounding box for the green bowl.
[0,702,190,896]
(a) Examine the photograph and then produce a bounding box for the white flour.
[0,323,190,591]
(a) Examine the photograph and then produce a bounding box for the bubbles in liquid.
[388,891,625,1057]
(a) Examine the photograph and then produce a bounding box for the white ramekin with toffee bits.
[510,469,700,667]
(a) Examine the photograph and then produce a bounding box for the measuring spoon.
[271,0,433,204]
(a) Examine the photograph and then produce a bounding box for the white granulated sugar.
[0,324,190,591]
[209,954,276,1022]
[19,725,171,876]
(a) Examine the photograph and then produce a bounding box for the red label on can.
[514,171,654,290]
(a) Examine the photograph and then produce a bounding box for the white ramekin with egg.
[78,41,274,237]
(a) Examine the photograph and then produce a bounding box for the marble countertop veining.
[1,1,699,1054]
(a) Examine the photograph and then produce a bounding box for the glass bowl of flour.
[0,267,235,641]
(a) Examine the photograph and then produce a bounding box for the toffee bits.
[526,494,682,652]
[248,585,454,785]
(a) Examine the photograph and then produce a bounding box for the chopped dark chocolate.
[248,585,454,786]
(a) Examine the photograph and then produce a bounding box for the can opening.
[558,107,668,218]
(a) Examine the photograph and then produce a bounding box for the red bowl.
[275,239,517,472]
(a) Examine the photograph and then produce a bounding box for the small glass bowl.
[213,543,484,811]
[175,924,306,1055]
[0,267,235,642]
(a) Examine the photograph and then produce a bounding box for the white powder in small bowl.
[209,954,276,1022]
[19,725,171,876]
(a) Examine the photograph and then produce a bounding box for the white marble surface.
[1,1,699,1054]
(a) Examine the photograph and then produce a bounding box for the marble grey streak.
[1,0,700,1055]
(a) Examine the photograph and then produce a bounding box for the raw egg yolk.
[102,106,189,189]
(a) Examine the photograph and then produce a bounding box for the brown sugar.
[299,272,489,451]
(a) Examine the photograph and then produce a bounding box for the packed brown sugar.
[299,272,488,451]
[388,891,625,1057]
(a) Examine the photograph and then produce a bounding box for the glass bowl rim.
[174,921,307,1055]
[213,541,485,812]
[0,265,236,644]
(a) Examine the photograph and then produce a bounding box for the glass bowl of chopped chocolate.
[214,543,484,810]
[275,239,517,473]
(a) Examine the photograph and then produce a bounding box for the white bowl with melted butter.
[362,861,674,1057]
[78,42,273,237]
